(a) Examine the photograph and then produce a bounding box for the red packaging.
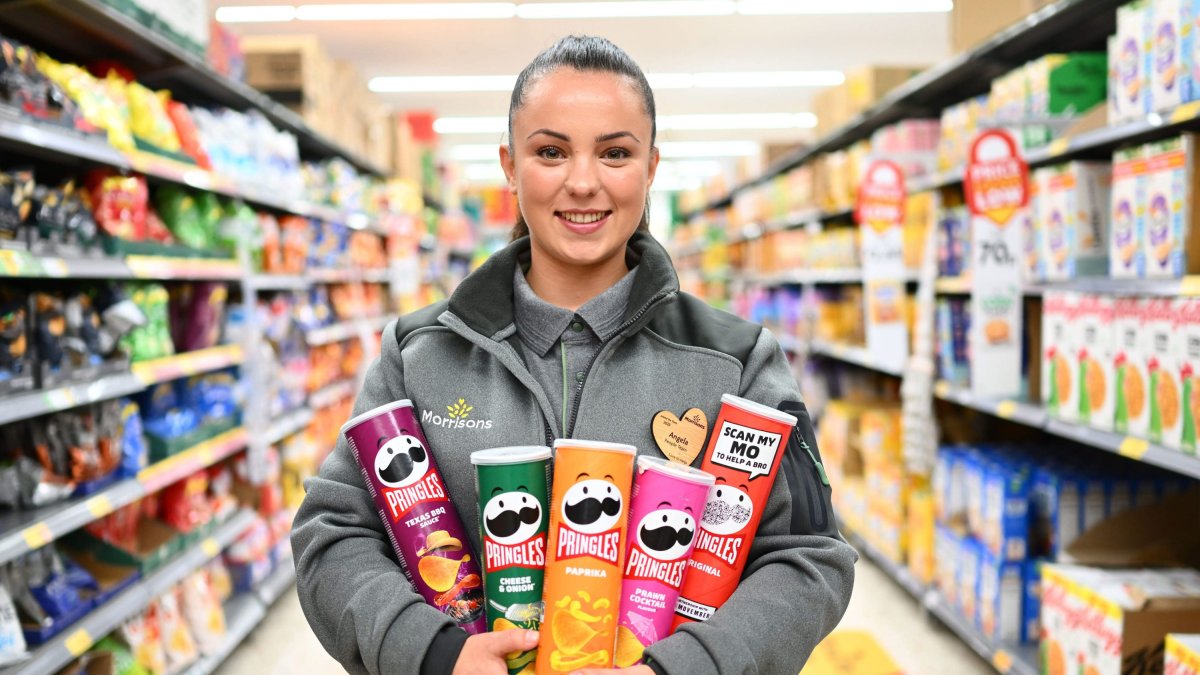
[671,394,797,629]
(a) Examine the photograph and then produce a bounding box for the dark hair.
[508,35,656,241]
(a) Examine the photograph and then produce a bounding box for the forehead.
[514,68,650,133]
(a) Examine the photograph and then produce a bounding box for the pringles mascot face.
[374,433,430,488]
[700,482,754,536]
[636,503,695,561]
[561,475,623,534]
[482,487,542,545]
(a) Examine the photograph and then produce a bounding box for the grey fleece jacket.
[291,232,858,675]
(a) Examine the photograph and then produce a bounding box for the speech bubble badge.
[707,421,783,480]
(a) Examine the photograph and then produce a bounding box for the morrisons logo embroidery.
[422,398,495,430]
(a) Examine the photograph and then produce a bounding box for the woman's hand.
[570,666,656,675]
[450,630,539,675]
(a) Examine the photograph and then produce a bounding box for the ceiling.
[214,1,952,186]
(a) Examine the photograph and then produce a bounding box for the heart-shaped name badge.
[652,408,709,466]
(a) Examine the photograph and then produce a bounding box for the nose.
[564,155,600,197]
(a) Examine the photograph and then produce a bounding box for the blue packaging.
[983,459,1030,561]
[1030,467,1084,559]
[963,453,987,538]
[978,548,1025,643]
[958,535,983,625]
[935,524,962,606]
[1023,558,1043,645]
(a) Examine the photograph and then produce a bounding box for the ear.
[499,143,517,194]
[646,146,661,190]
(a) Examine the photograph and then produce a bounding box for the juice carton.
[1036,162,1113,280]
[982,460,1030,562]
[978,549,1025,644]
[1111,145,1148,278]
[1044,292,1082,422]
[1078,294,1117,430]
[1179,298,1200,455]
[1115,1,1151,122]
[1115,298,1151,436]
[1147,298,1184,447]
[1152,0,1188,112]
[1144,134,1200,278]
[1167,634,1200,675]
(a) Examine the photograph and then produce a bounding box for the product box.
[1147,298,1184,446]
[1115,297,1151,436]
[1152,0,1189,112]
[1144,134,1200,278]
[963,453,987,538]
[1031,467,1084,559]
[1025,559,1044,645]
[1043,292,1082,422]
[978,549,1025,644]
[1114,1,1151,122]
[860,406,903,467]
[1036,162,1113,280]
[1167,633,1200,675]
[1028,53,1110,118]
[241,34,333,96]
[950,0,1056,54]
[1188,0,1200,102]
[1182,298,1200,455]
[935,526,962,608]
[1078,294,1118,430]
[908,488,936,586]
[934,447,963,525]
[959,536,983,625]
[982,460,1031,562]
[1081,475,1110,536]
[1111,145,1148,277]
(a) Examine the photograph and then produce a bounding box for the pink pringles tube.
[614,456,714,666]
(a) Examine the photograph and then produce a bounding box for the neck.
[526,248,629,312]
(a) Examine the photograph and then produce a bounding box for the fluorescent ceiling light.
[646,73,695,89]
[296,3,516,20]
[738,0,952,13]
[693,71,843,88]
[516,1,735,18]
[659,160,724,178]
[659,141,760,158]
[659,113,816,130]
[435,117,508,134]
[214,5,297,22]
[370,75,518,93]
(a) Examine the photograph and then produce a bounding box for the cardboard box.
[1115,298,1151,435]
[1187,0,1200,103]
[1043,292,1082,421]
[844,65,925,113]
[1111,145,1148,277]
[936,524,963,607]
[979,549,1025,644]
[1153,0,1189,112]
[959,536,983,624]
[1147,298,1184,446]
[1031,467,1084,559]
[982,460,1031,562]
[950,0,1056,54]
[1167,633,1200,674]
[1114,2,1151,123]
[1078,294,1118,430]
[1027,53,1109,118]
[242,34,332,97]
[1025,559,1044,645]
[1144,134,1200,278]
[860,406,903,466]
[1036,162,1113,280]
[1181,299,1200,455]
[908,488,936,586]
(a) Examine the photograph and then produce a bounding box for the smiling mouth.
[556,211,611,225]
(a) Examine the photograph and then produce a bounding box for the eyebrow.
[526,129,642,144]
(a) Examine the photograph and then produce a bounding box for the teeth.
[561,212,606,224]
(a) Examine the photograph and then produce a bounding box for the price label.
[0,250,25,275]
[202,538,221,557]
[1171,100,1200,124]
[992,649,1013,673]
[995,400,1018,419]
[86,496,113,519]
[934,381,952,397]
[65,629,94,656]
[1118,436,1150,460]
[22,523,53,550]
[1181,276,1200,295]
[41,258,68,277]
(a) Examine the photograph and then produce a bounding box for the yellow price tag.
[21,523,53,550]
[202,538,220,557]
[0,250,23,275]
[934,381,952,397]
[1181,276,1200,295]
[86,496,113,519]
[65,629,93,656]
[1171,100,1200,123]
[1119,436,1150,460]
[995,401,1018,419]
[1047,138,1070,157]
[41,258,68,277]
[992,649,1013,673]
[46,388,76,409]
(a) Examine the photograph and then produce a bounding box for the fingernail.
[526,630,539,646]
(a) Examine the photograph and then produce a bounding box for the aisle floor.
[221,556,991,674]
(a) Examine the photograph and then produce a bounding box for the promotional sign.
[856,160,909,372]
[964,130,1029,398]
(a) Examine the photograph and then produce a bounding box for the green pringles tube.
[470,446,552,674]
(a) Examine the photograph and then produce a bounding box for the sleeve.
[290,320,468,675]
[642,327,859,675]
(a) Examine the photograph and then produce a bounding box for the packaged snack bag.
[537,439,636,674]
[340,400,485,633]
[673,394,797,629]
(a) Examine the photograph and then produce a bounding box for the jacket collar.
[447,230,680,339]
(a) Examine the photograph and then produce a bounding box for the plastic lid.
[552,439,637,455]
[720,393,798,427]
[470,446,553,465]
[637,455,716,486]
[339,399,414,436]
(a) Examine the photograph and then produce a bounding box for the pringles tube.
[537,439,636,674]
[615,456,714,667]
[340,400,486,634]
[470,446,552,674]
[672,394,797,630]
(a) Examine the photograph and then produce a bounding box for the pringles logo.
[694,483,753,566]
[482,487,546,572]
[373,433,447,520]
[555,476,623,564]
[624,503,695,588]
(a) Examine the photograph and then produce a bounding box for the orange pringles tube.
[672,394,797,630]
[537,439,636,674]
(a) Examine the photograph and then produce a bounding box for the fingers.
[479,628,539,655]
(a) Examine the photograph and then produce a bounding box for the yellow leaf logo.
[446,398,473,420]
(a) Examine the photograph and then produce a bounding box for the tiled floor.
[222,556,991,674]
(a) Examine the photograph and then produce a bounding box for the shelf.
[123,255,242,280]
[248,275,311,292]
[743,268,920,286]
[183,593,266,675]
[306,316,390,347]
[938,275,1200,297]
[130,345,244,387]
[0,510,257,675]
[932,381,1200,480]
[809,339,906,377]
[845,529,1039,675]
[309,379,356,410]
[136,427,250,493]
[0,248,242,281]
[936,277,973,294]
[0,372,144,427]
[681,0,1124,220]
[265,408,314,445]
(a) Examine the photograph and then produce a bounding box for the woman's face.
[501,68,658,271]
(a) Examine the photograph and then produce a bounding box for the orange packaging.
[537,439,636,674]
[672,394,798,629]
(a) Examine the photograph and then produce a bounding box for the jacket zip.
[565,290,676,438]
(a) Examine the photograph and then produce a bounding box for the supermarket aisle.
[221,555,989,674]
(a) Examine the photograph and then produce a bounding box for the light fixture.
[434,117,508,134]
[692,71,844,88]
[296,3,516,20]
[658,160,724,178]
[646,73,695,89]
[516,1,735,18]
[737,0,952,13]
[214,5,297,22]
[659,113,817,130]
[658,141,760,158]
[369,75,518,93]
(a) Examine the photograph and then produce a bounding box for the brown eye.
[538,147,564,160]
[603,148,630,161]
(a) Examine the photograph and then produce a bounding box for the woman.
[292,35,856,675]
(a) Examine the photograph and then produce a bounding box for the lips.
[564,497,621,526]
[485,505,541,538]
[639,523,694,552]
[556,210,612,235]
